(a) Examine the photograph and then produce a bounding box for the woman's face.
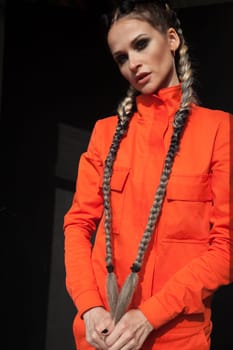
[107,17,180,94]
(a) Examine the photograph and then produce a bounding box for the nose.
[128,53,141,72]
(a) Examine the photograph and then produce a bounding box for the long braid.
[128,2,194,284]
[103,0,195,324]
[173,9,194,111]
[103,86,136,317]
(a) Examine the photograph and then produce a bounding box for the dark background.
[1,1,233,349]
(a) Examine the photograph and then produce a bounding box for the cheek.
[155,52,173,76]
[151,45,170,67]
[120,66,131,81]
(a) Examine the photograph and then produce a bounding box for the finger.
[98,337,109,350]
[91,337,108,350]
[106,333,127,350]
[87,332,108,350]
[96,319,115,335]
[117,338,140,350]
[101,328,108,334]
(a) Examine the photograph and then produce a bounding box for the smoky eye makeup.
[134,37,150,51]
[112,35,150,66]
[113,52,128,66]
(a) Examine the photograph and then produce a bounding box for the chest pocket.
[161,174,213,241]
[100,167,130,234]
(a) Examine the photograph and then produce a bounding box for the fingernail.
[101,328,108,334]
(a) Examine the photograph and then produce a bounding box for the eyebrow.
[112,33,147,58]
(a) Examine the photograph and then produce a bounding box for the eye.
[115,53,128,66]
[135,38,149,51]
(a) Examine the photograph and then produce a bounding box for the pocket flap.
[110,167,130,192]
[166,174,212,201]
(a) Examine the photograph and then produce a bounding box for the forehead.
[107,17,159,51]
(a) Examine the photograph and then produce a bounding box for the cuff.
[74,289,105,318]
[138,295,172,329]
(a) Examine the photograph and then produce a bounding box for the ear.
[167,27,180,52]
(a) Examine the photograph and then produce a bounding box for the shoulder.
[191,104,232,120]
[190,104,232,130]
[87,115,119,152]
[95,115,118,127]
[91,115,118,136]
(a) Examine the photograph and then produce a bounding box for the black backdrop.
[1,1,233,349]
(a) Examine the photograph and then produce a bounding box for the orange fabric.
[64,85,233,349]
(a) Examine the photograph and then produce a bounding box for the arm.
[139,114,233,329]
[63,121,105,316]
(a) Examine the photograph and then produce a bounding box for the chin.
[136,82,164,95]
[139,86,159,95]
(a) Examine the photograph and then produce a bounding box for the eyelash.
[116,54,128,66]
[115,38,150,66]
[135,38,149,51]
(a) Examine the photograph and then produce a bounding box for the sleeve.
[139,113,233,329]
[63,120,105,317]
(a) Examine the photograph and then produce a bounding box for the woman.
[63,1,233,349]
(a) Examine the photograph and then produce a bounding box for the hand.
[105,309,154,350]
[83,306,114,349]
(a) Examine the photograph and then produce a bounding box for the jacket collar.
[136,84,182,121]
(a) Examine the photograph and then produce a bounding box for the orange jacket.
[64,85,233,349]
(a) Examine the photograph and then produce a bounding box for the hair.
[102,0,195,324]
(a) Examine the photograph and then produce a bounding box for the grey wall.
[45,123,90,350]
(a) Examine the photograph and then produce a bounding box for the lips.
[135,72,151,84]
